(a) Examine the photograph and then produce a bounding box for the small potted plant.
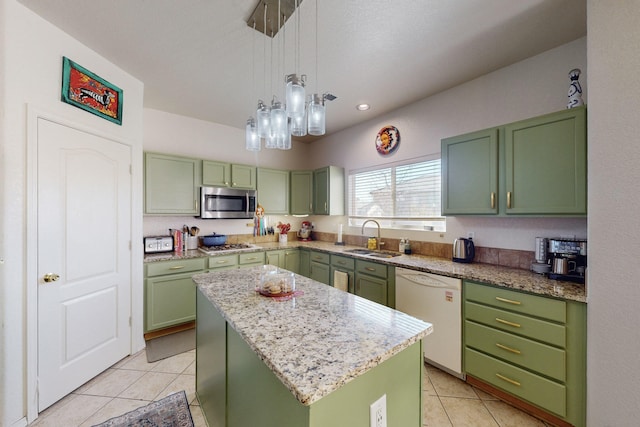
[277,222,290,244]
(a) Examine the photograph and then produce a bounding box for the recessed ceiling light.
[356,103,370,111]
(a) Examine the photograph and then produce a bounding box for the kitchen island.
[193,267,433,427]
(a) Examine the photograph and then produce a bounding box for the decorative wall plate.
[376,125,400,155]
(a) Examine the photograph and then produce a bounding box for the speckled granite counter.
[193,267,432,406]
[146,241,586,303]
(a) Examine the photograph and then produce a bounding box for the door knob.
[43,273,60,283]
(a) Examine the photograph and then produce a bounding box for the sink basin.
[367,251,402,259]
[344,249,401,258]
[345,249,373,255]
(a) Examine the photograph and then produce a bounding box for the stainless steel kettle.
[453,238,475,263]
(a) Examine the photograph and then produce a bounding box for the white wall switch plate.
[370,394,387,427]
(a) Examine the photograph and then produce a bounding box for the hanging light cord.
[315,0,319,93]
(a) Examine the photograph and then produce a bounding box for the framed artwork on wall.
[61,56,123,125]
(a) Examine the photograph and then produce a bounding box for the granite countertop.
[145,240,587,303]
[193,267,433,406]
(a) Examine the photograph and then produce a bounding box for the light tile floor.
[29,349,551,427]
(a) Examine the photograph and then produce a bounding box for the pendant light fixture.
[244,0,336,151]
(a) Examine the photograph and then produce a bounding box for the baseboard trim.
[144,321,196,341]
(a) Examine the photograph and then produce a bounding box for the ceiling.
[19,0,586,141]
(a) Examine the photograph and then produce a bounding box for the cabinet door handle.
[495,317,521,328]
[324,202,327,211]
[507,191,512,208]
[496,373,521,387]
[490,192,495,209]
[495,296,521,305]
[496,343,521,354]
[169,265,185,270]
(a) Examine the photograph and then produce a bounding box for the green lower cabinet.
[284,249,300,274]
[309,251,331,285]
[299,249,310,277]
[354,260,395,308]
[239,251,265,268]
[196,288,424,427]
[463,280,586,427]
[144,257,206,332]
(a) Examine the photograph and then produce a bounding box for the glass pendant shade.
[256,100,271,139]
[286,74,306,119]
[269,100,288,149]
[281,118,292,150]
[245,117,260,151]
[308,93,326,136]
[291,107,307,137]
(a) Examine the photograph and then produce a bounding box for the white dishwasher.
[395,268,463,378]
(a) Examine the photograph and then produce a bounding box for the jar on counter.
[367,237,377,250]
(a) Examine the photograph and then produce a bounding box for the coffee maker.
[547,238,587,284]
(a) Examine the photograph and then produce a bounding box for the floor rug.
[92,390,194,427]
[146,328,195,362]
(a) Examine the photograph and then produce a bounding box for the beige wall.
[586,1,640,425]
[0,1,145,424]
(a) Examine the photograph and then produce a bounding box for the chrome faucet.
[361,219,382,250]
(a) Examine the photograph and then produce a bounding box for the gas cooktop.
[198,243,258,254]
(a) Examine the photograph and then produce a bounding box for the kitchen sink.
[344,249,401,258]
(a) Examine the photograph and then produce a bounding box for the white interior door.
[37,118,132,411]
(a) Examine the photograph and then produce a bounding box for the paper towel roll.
[334,270,349,292]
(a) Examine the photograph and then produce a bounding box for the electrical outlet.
[467,231,475,239]
[370,394,387,427]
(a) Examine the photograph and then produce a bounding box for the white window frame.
[348,155,445,231]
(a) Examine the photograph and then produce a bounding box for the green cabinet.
[313,166,344,215]
[298,249,310,277]
[330,255,355,293]
[284,249,300,274]
[309,250,331,285]
[239,251,265,267]
[144,257,206,332]
[290,170,314,215]
[441,107,587,216]
[442,129,499,215]
[203,161,256,189]
[144,152,201,215]
[463,280,586,427]
[504,108,587,214]
[354,260,395,308]
[257,168,290,214]
[207,254,239,271]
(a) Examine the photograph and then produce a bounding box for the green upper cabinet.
[504,107,587,215]
[202,161,256,189]
[442,128,499,215]
[257,168,290,214]
[290,170,314,215]
[202,160,231,187]
[144,152,201,215]
[231,164,256,189]
[314,166,344,215]
[441,106,587,216]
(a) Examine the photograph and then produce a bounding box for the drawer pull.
[495,296,521,305]
[169,265,185,270]
[495,317,521,328]
[496,373,521,387]
[365,267,376,272]
[336,261,346,265]
[215,260,229,264]
[313,256,323,261]
[245,257,257,261]
[496,343,521,354]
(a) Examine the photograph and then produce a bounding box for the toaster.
[144,236,174,254]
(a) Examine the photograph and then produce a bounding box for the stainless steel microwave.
[199,187,256,219]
